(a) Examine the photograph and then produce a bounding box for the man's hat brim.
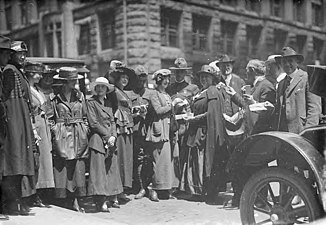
[169,66,192,70]
[53,74,84,80]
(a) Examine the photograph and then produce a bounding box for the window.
[274,29,287,53]
[246,25,261,56]
[293,0,305,22]
[270,0,284,18]
[220,0,237,7]
[313,37,324,62]
[192,14,211,51]
[312,0,323,26]
[98,10,115,50]
[20,0,28,25]
[221,20,237,55]
[160,7,181,47]
[5,0,12,30]
[245,0,261,13]
[77,22,91,55]
[296,35,306,54]
[44,22,62,57]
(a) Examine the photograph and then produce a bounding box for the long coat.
[275,69,321,133]
[30,86,55,188]
[49,89,89,160]
[86,95,123,196]
[2,64,34,176]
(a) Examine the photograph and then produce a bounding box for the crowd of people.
[0,34,322,219]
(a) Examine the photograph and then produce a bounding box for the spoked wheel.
[240,167,322,225]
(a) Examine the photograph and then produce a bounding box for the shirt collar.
[277,72,287,83]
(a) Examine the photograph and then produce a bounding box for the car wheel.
[240,167,322,225]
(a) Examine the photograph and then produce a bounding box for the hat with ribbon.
[24,61,45,73]
[108,60,137,88]
[0,35,14,52]
[53,67,84,80]
[209,60,221,73]
[152,69,172,81]
[10,41,28,52]
[275,47,304,64]
[216,54,235,66]
[169,58,192,70]
[89,77,114,93]
[134,65,148,76]
[196,65,217,77]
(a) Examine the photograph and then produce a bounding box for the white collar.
[277,72,287,83]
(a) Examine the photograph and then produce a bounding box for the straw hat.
[53,67,84,80]
[10,41,28,52]
[24,61,44,73]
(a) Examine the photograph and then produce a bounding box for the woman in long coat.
[106,60,136,203]
[87,77,123,211]
[25,61,55,206]
[2,41,35,215]
[180,65,228,204]
[49,67,89,212]
[146,69,174,202]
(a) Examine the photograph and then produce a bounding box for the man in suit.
[275,47,321,134]
[265,55,286,90]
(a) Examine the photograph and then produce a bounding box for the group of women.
[1,40,250,217]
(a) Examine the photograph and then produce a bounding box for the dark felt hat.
[275,47,304,63]
[169,58,192,70]
[216,54,235,65]
[196,65,217,78]
[24,61,45,73]
[0,35,14,52]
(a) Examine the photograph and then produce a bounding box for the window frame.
[192,14,211,51]
[98,9,116,51]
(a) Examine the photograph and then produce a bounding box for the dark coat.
[2,64,35,176]
[87,96,117,154]
[275,69,321,133]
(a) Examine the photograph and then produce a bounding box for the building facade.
[0,0,326,80]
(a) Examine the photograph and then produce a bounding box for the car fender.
[227,131,325,208]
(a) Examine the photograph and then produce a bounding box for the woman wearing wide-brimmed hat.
[24,61,55,208]
[106,60,137,203]
[49,67,89,212]
[180,65,228,204]
[2,41,35,215]
[86,77,123,212]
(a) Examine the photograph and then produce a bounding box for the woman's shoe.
[99,201,110,213]
[72,199,85,213]
[149,190,159,202]
[134,189,146,200]
[110,201,120,209]
[118,194,131,205]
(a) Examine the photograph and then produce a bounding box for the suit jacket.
[276,69,321,134]
[87,96,117,154]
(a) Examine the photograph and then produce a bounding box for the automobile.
[227,65,326,225]
[26,57,90,95]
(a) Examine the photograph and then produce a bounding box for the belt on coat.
[56,117,84,125]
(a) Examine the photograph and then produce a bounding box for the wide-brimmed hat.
[169,58,192,70]
[196,65,217,77]
[10,41,28,52]
[53,67,84,80]
[134,65,148,76]
[109,60,137,88]
[275,47,304,64]
[216,54,235,65]
[0,35,14,52]
[152,69,172,81]
[265,55,282,65]
[89,77,114,93]
[24,61,44,73]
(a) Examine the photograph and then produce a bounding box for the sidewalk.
[1,205,126,225]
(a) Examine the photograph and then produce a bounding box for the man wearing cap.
[2,41,35,215]
[275,47,321,133]
[124,65,153,199]
[167,58,200,191]
[0,35,14,220]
